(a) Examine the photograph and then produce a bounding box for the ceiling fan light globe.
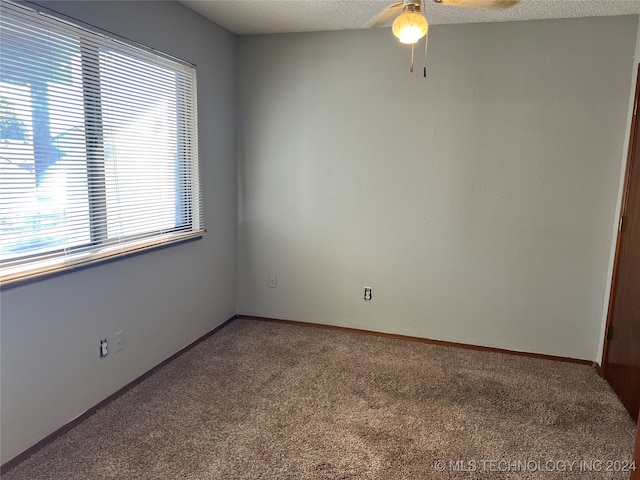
[392,12,428,44]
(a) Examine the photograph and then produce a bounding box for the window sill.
[0,230,205,290]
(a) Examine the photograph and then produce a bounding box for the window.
[0,1,203,286]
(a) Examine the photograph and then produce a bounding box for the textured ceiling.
[180,0,640,35]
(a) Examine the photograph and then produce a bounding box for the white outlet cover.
[115,330,124,352]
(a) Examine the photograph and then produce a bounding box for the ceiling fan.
[368,0,519,76]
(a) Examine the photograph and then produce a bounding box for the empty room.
[1,0,639,478]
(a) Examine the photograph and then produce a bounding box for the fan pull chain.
[410,43,414,73]
[423,33,429,78]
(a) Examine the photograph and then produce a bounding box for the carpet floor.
[3,318,636,479]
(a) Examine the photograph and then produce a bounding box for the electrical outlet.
[364,287,372,301]
[115,330,124,352]
[268,274,277,288]
[99,339,108,358]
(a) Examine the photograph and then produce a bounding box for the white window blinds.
[0,1,203,286]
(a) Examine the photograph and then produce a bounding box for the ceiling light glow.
[392,12,428,44]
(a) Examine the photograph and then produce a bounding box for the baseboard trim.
[0,314,238,475]
[239,315,596,367]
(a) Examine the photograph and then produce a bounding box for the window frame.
[0,0,205,289]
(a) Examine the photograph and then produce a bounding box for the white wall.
[237,16,637,362]
[0,1,237,464]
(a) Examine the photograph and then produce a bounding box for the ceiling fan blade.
[436,0,519,8]
[367,2,404,28]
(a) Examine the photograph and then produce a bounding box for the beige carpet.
[3,318,636,479]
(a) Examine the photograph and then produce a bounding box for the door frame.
[601,63,640,479]
[601,63,640,377]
